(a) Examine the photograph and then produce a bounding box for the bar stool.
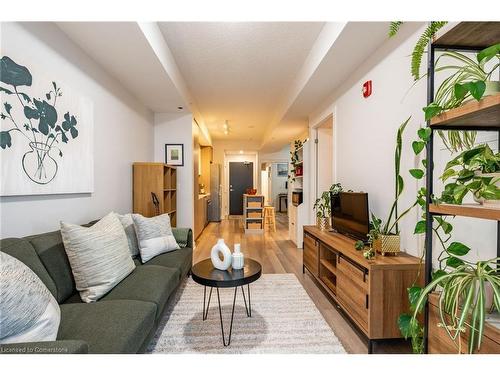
[263,205,276,232]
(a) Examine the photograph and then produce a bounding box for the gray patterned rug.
[147,273,346,353]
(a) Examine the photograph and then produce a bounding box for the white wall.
[0,22,154,237]
[153,113,194,229]
[270,163,288,209]
[309,24,497,263]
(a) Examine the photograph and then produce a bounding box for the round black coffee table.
[191,258,262,346]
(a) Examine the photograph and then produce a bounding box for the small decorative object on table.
[245,188,257,195]
[211,238,232,270]
[373,234,401,256]
[231,243,244,270]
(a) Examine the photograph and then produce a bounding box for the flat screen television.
[330,191,369,241]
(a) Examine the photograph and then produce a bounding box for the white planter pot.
[473,172,500,207]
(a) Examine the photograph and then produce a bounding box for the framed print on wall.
[165,144,184,166]
[277,163,288,177]
[0,55,94,196]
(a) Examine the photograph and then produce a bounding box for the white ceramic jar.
[231,243,244,270]
[211,238,232,270]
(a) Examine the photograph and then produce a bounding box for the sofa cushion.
[60,213,136,303]
[100,265,179,320]
[144,247,193,279]
[0,238,57,298]
[57,300,156,353]
[0,252,60,344]
[26,231,75,303]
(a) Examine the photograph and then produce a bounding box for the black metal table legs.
[202,285,252,346]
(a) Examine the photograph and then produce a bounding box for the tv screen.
[330,191,369,241]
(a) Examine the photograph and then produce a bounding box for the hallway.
[194,214,411,354]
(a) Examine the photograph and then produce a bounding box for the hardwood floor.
[193,213,412,354]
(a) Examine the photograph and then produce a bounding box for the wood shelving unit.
[423,22,500,354]
[433,22,500,48]
[243,194,264,234]
[133,162,177,226]
[430,94,500,129]
[429,203,500,221]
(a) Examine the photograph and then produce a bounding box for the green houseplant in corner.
[313,183,342,231]
[365,117,420,256]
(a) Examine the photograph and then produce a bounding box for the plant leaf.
[477,43,500,64]
[414,220,426,234]
[412,141,425,155]
[446,256,464,268]
[447,242,470,256]
[398,314,412,338]
[3,102,12,115]
[409,169,424,179]
[417,127,432,142]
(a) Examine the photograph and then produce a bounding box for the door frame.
[223,151,259,217]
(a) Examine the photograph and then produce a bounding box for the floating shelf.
[433,22,500,48]
[429,203,500,221]
[430,94,500,128]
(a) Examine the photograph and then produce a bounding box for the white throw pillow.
[0,252,61,344]
[132,213,180,263]
[117,213,140,258]
[60,212,136,303]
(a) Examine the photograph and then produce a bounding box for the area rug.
[147,273,346,353]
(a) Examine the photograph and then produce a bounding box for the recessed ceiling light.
[239,150,244,154]
[177,106,183,110]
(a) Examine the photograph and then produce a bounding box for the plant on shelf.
[440,144,500,206]
[423,44,500,122]
[313,183,342,231]
[365,117,420,256]
[399,126,500,354]
[288,139,304,182]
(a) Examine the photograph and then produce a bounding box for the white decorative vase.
[231,243,244,270]
[211,238,232,270]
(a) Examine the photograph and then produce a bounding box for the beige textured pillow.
[0,252,60,344]
[60,212,135,303]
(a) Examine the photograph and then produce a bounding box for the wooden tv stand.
[303,226,422,353]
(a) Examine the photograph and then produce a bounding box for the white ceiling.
[158,22,324,142]
[57,22,400,150]
[57,22,187,113]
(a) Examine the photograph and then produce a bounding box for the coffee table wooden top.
[191,258,262,288]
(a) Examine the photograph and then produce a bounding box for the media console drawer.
[337,254,368,292]
[303,231,319,275]
[302,225,422,345]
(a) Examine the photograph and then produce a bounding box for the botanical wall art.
[165,144,184,166]
[0,55,93,196]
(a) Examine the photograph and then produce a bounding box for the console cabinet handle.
[365,295,369,309]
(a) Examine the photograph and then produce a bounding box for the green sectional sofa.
[0,224,193,354]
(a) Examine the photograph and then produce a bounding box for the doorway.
[315,114,334,199]
[229,162,254,215]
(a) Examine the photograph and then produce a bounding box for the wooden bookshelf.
[133,162,177,226]
[433,22,500,48]
[429,203,500,221]
[430,94,500,128]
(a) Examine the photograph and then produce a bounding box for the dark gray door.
[229,162,253,215]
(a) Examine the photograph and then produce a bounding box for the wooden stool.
[263,206,276,232]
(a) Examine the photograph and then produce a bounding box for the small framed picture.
[277,163,288,177]
[165,144,184,166]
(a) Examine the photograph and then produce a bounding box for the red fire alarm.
[362,80,372,98]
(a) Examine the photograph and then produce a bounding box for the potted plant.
[313,183,342,231]
[440,144,500,206]
[423,44,500,121]
[368,117,419,255]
